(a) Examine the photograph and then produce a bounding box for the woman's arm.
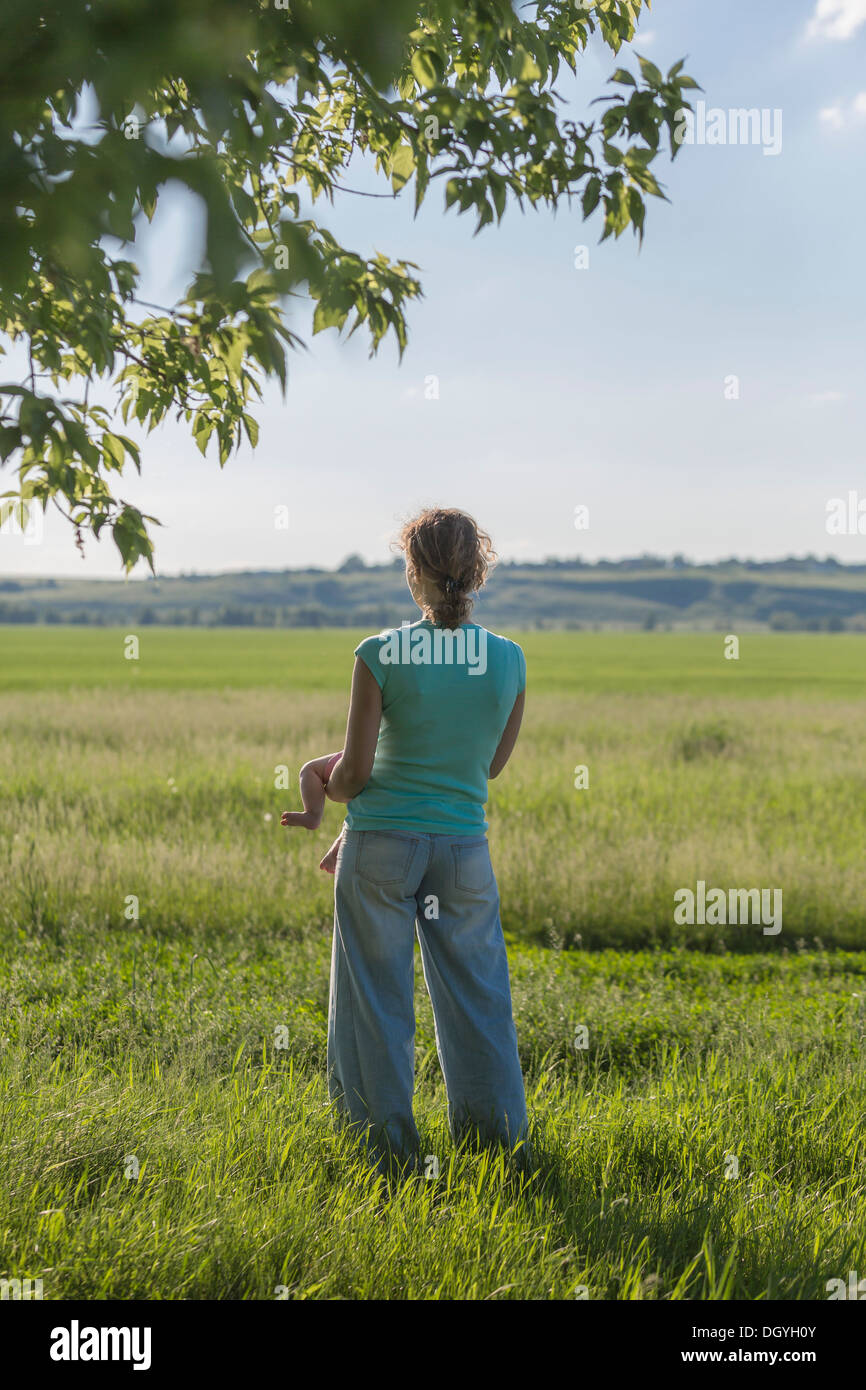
[489,689,525,779]
[325,657,383,803]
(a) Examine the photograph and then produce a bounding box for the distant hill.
[1,556,865,631]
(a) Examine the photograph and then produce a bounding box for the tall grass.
[2,929,865,1299]
[2,687,865,948]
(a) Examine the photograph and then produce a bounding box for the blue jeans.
[328,828,529,1174]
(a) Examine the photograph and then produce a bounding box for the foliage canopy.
[0,0,697,569]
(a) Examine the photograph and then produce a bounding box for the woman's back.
[319,506,530,1177]
[345,618,525,836]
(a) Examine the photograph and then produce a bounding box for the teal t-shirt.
[344,619,525,836]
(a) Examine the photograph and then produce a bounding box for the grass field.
[3,624,866,694]
[1,626,865,1300]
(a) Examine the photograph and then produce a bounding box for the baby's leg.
[281,762,328,830]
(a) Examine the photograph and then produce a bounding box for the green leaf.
[637,55,664,87]
[102,433,125,469]
[627,187,646,242]
[511,47,542,82]
[474,197,494,234]
[112,507,154,574]
[489,173,507,221]
[390,143,415,192]
[313,300,347,335]
[194,422,213,457]
[582,176,602,218]
[0,425,21,459]
[414,156,431,216]
[410,49,439,90]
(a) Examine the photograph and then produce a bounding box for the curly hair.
[396,507,497,629]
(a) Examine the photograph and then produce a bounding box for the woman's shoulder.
[353,629,397,689]
[355,628,391,654]
[475,624,524,655]
[474,626,526,680]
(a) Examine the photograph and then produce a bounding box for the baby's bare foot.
[319,835,343,874]
[281,809,322,830]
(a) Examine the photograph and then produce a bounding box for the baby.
[280,750,345,873]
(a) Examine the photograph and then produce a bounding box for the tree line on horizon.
[1,555,864,631]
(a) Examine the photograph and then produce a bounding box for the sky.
[3,0,866,578]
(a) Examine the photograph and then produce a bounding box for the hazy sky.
[4,0,866,577]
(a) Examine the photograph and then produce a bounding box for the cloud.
[638,29,657,45]
[818,93,866,128]
[804,390,846,406]
[819,105,845,128]
[806,0,866,40]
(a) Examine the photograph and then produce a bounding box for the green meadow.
[1,626,864,1299]
[3,624,866,694]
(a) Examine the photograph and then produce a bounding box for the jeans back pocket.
[453,839,495,895]
[356,831,418,885]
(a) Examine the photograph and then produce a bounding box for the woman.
[321,507,528,1176]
